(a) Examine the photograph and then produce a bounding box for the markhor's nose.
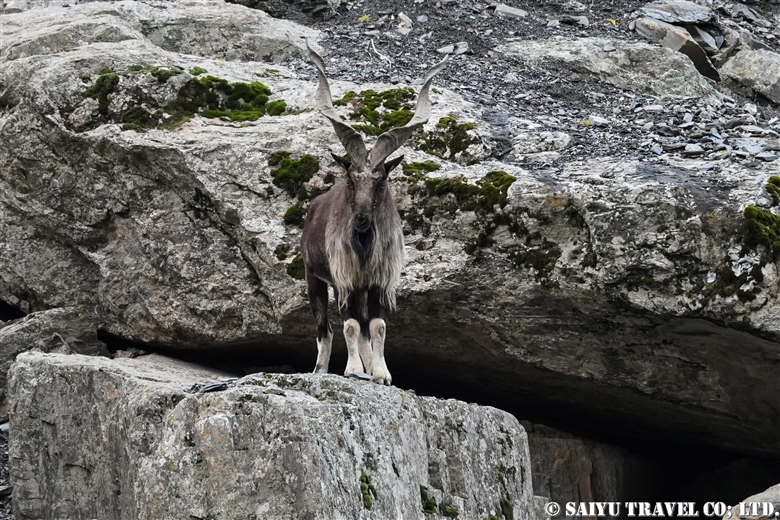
[355,213,369,230]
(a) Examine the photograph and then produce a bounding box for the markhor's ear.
[383,155,404,176]
[331,152,352,172]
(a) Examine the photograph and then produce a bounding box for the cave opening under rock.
[97,327,780,517]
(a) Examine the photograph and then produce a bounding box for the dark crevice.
[0,299,26,322]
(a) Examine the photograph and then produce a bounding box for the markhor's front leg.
[369,318,392,386]
[343,319,365,377]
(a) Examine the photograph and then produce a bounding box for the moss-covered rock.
[84,70,119,114]
[286,255,305,280]
[417,116,481,164]
[269,153,320,199]
[283,204,307,227]
[402,160,441,179]
[120,106,161,132]
[424,170,516,213]
[742,175,780,261]
[333,87,417,136]
[83,66,289,131]
[360,470,377,510]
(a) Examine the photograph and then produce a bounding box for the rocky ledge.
[8,351,534,520]
[1,0,779,506]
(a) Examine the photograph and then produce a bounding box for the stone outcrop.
[2,0,317,64]
[522,422,662,514]
[638,0,712,24]
[634,17,720,81]
[8,351,534,520]
[497,37,721,101]
[0,307,107,415]
[1,0,779,463]
[720,48,780,104]
[725,483,780,520]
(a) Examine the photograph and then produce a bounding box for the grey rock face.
[720,48,780,104]
[522,422,662,512]
[639,0,712,24]
[0,307,107,415]
[1,0,317,64]
[9,351,534,520]
[726,483,780,520]
[634,17,720,81]
[497,37,721,101]
[1,0,779,461]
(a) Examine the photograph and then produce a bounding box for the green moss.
[98,67,114,75]
[189,66,208,76]
[274,244,289,261]
[270,154,320,198]
[766,176,780,205]
[439,503,459,517]
[508,244,561,280]
[120,106,161,132]
[266,100,287,116]
[283,204,307,227]
[84,71,119,114]
[360,470,377,510]
[402,160,441,178]
[744,205,780,259]
[333,87,417,135]
[103,68,289,129]
[122,64,183,83]
[151,66,182,83]
[286,255,305,280]
[499,497,514,520]
[417,116,480,161]
[582,245,597,268]
[268,150,291,167]
[424,171,516,212]
[420,486,438,515]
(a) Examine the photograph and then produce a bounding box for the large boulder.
[497,37,721,101]
[634,17,720,81]
[1,0,779,462]
[0,307,108,415]
[638,0,712,24]
[8,351,534,520]
[720,48,780,104]
[725,483,780,520]
[2,0,317,64]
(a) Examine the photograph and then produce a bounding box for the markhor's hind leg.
[307,274,332,374]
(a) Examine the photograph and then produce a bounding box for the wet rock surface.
[8,351,533,520]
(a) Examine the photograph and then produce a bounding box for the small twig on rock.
[370,39,392,64]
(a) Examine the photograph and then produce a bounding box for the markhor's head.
[331,152,404,234]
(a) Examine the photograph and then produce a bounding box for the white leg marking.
[369,318,391,386]
[313,331,333,374]
[358,333,373,375]
[343,319,365,376]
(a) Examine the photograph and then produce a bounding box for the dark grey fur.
[301,40,447,383]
